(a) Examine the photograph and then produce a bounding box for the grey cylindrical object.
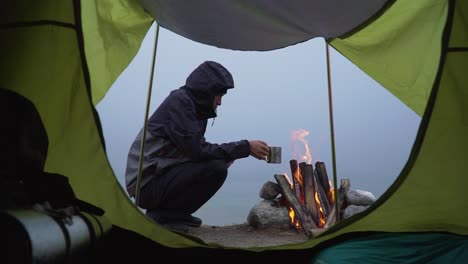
[1,209,103,263]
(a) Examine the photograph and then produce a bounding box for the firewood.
[315,161,332,205]
[299,162,319,226]
[289,159,303,201]
[324,178,350,228]
[309,227,329,238]
[274,174,316,237]
[314,170,330,219]
[315,161,330,193]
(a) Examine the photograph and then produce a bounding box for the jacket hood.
[183,61,234,119]
[185,61,234,95]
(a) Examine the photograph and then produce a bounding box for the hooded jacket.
[125,61,250,197]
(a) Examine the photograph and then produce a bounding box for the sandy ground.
[183,223,309,249]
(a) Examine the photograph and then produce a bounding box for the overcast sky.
[96,23,421,225]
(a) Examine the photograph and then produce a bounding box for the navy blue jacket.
[125,61,250,197]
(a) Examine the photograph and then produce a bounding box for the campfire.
[248,171,375,238]
[274,160,350,237]
[246,128,368,238]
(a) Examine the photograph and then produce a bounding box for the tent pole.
[325,40,340,223]
[135,21,160,206]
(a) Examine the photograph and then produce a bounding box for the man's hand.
[248,140,270,161]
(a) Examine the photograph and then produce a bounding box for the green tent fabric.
[321,0,468,236]
[331,0,445,116]
[1,0,467,262]
[0,0,201,249]
[309,0,468,261]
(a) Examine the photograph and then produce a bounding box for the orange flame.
[314,191,326,227]
[284,173,301,229]
[291,129,312,164]
[293,167,303,191]
[288,207,300,229]
[286,129,335,229]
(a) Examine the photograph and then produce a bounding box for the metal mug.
[266,146,282,164]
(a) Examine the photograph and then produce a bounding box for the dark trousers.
[139,160,228,217]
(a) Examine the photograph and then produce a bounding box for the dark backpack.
[0,87,103,216]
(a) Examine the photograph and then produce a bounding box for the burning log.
[289,160,303,202]
[299,162,319,226]
[274,174,316,237]
[314,170,330,219]
[315,161,333,205]
[315,161,330,193]
[324,178,350,228]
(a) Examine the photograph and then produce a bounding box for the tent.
[1,0,467,262]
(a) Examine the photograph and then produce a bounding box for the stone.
[259,181,281,200]
[346,189,376,206]
[247,200,291,229]
[342,204,369,219]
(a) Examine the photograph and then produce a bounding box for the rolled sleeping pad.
[0,209,111,264]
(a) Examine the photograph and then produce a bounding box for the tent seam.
[0,20,75,29]
[72,0,106,151]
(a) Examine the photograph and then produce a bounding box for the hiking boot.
[179,215,202,227]
[161,214,202,227]
[145,210,202,227]
[161,222,189,233]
